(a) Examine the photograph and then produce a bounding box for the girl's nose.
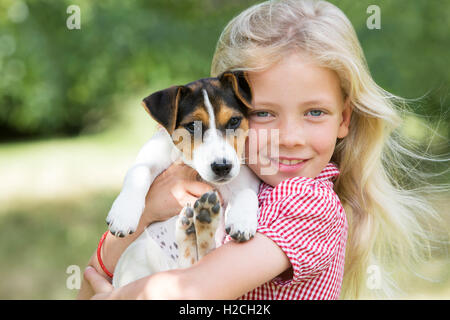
[278,119,305,148]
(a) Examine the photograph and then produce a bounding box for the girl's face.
[246,52,352,186]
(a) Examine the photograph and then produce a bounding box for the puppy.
[106,72,260,288]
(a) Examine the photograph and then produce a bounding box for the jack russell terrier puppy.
[106,71,260,288]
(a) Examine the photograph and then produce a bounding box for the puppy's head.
[141,71,252,184]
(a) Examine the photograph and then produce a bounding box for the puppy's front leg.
[224,188,258,242]
[193,190,221,259]
[219,165,260,242]
[175,205,197,268]
[107,129,180,237]
[106,163,152,237]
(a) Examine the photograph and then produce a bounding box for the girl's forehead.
[248,55,345,106]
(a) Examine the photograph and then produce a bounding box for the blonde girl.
[79,0,446,299]
[211,0,448,299]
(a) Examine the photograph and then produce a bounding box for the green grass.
[0,191,114,299]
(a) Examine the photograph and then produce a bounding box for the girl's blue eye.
[256,111,270,117]
[307,110,324,117]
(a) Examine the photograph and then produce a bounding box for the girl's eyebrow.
[252,100,279,107]
[299,99,333,107]
[253,99,333,107]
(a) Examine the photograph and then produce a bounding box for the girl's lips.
[271,158,308,173]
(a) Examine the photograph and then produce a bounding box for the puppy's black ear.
[218,71,252,109]
[141,86,186,134]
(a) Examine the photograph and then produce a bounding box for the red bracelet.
[97,231,114,278]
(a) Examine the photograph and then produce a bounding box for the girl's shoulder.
[257,163,343,224]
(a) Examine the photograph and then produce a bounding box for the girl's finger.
[182,194,207,208]
[84,266,113,294]
[185,181,214,198]
[167,161,197,176]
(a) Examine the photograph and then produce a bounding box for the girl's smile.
[246,52,352,186]
[272,157,309,173]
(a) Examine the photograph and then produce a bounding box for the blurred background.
[0,0,448,299]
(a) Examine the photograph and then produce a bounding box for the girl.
[79,0,445,299]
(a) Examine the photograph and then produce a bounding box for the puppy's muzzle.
[211,158,232,178]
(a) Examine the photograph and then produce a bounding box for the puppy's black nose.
[211,159,232,177]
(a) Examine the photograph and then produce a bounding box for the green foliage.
[0,0,256,139]
[0,0,448,141]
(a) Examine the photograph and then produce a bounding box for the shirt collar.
[315,162,340,182]
[258,162,340,194]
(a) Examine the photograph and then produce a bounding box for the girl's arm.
[169,232,291,299]
[85,232,291,299]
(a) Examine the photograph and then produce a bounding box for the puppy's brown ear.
[141,86,186,134]
[219,71,252,109]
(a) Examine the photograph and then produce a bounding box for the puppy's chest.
[145,216,180,263]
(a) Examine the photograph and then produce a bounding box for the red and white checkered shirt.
[226,162,347,300]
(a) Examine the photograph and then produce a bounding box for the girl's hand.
[83,267,115,300]
[140,161,213,227]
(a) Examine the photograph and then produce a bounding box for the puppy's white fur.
[109,91,260,288]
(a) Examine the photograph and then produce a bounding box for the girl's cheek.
[245,126,264,161]
[307,123,339,155]
[245,138,261,177]
[245,125,272,173]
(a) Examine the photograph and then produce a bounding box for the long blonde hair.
[211,0,448,299]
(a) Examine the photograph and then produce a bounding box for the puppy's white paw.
[106,192,145,237]
[225,209,257,242]
[194,191,221,225]
[193,190,221,259]
[176,205,196,236]
[225,189,258,242]
[175,205,197,268]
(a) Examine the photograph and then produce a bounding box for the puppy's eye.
[183,121,203,134]
[184,122,196,134]
[226,117,242,129]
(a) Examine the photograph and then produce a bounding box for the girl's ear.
[337,96,352,138]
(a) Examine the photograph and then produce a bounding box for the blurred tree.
[0,0,448,141]
[0,0,256,140]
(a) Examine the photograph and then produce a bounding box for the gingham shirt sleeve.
[257,177,345,286]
